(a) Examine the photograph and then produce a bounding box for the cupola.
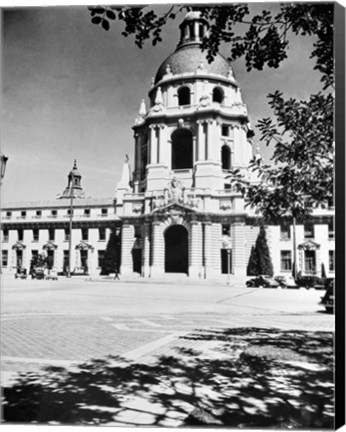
[58,159,85,199]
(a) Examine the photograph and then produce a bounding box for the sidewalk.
[2,323,334,427]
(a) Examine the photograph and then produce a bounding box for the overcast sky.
[2,4,324,203]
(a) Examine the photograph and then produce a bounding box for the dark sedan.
[246,275,280,288]
[319,279,334,313]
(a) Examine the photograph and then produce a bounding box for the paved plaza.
[1,276,334,426]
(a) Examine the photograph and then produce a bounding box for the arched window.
[213,87,224,104]
[178,87,191,106]
[171,128,193,169]
[221,145,231,170]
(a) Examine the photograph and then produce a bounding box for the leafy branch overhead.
[88,4,333,89]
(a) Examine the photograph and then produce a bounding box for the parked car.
[31,266,45,280]
[296,276,325,289]
[274,275,298,288]
[45,269,58,280]
[319,279,334,313]
[246,275,280,288]
[15,268,27,279]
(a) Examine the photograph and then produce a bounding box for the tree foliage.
[101,228,121,275]
[88,3,333,89]
[231,90,334,223]
[247,226,274,276]
[29,253,53,274]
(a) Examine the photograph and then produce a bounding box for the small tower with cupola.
[58,160,85,199]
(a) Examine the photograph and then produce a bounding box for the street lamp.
[222,238,232,285]
[67,170,75,278]
[226,248,231,285]
[0,153,8,185]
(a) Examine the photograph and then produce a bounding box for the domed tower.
[132,11,254,193]
[59,160,85,199]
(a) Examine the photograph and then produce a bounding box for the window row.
[2,227,107,242]
[280,250,335,272]
[1,249,107,270]
[280,221,334,240]
[177,86,225,106]
[4,208,109,218]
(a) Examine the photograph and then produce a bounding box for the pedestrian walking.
[114,263,120,280]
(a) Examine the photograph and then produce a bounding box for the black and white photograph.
[1,1,344,428]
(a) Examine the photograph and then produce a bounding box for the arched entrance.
[164,225,188,274]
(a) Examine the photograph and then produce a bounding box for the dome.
[182,11,203,21]
[155,44,232,84]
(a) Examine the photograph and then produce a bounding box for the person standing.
[114,263,120,280]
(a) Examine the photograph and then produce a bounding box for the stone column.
[203,222,212,279]
[142,223,151,277]
[232,222,247,278]
[156,128,161,164]
[151,221,164,276]
[120,224,134,275]
[149,127,157,165]
[209,223,221,276]
[204,122,209,160]
[189,221,203,278]
[197,121,204,161]
[194,21,200,40]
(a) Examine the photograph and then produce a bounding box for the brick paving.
[1,279,335,426]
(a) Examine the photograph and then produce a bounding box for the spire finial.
[73,159,77,169]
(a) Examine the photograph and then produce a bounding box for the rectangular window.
[18,229,23,241]
[3,229,9,242]
[280,224,291,240]
[82,228,89,241]
[328,219,334,239]
[134,226,141,239]
[329,250,335,272]
[21,211,27,218]
[221,125,229,137]
[280,251,292,271]
[2,250,8,267]
[49,228,55,241]
[36,210,42,217]
[98,250,105,268]
[99,228,106,241]
[6,211,12,218]
[84,209,90,217]
[51,210,57,217]
[64,228,70,241]
[305,250,316,273]
[63,250,69,272]
[304,222,314,239]
[67,209,72,216]
[33,229,39,242]
[31,250,38,259]
[222,224,231,236]
[101,208,108,216]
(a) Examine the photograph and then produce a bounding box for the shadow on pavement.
[2,328,334,428]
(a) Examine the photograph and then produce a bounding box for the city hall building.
[1,13,335,281]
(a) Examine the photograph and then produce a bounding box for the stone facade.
[0,13,334,282]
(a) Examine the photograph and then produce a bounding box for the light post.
[0,153,8,185]
[67,171,74,278]
[226,248,231,285]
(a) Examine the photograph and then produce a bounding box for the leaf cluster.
[228,90,333,223]
[88,4,334,88]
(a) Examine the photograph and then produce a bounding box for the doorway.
[164,225,188,274]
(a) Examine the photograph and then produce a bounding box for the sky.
[1,3,324,203]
